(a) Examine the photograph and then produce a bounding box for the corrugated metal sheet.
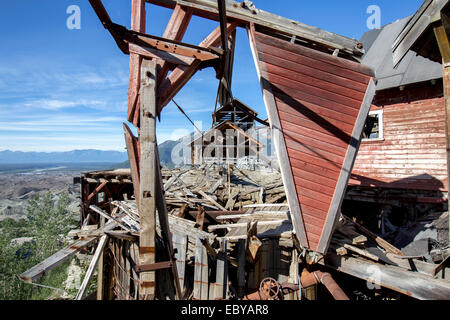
[351,96,448,191]
[249,27,376,253]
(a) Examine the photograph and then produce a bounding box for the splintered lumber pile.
[162,164,286,215]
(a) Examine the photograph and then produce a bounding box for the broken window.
[362,110,383,141]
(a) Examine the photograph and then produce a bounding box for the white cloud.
[23,99,106,110]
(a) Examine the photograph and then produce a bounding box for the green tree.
[0,192,78,300]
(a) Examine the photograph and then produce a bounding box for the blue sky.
[0,0,423,152]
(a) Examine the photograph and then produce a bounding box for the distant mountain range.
[0,140,181,166]
[0,150,128,164]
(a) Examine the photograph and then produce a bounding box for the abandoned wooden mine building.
[19,0,450,300]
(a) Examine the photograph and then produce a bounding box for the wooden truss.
[88,0,368,299]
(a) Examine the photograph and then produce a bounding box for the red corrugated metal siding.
[350,96,448,191]
[252,30,374,251]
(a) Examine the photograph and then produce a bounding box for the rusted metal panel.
[250,27,375,253]
[351,96,448,191]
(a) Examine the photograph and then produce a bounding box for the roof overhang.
[392,0,449,66]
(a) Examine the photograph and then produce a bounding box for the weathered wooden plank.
[324,254,450,300]
[198,190,227,211]
[200,240,209,300]
[138,59,157,299]
[214,239,228,299]
[237,238,246,296]
[193,237,203,299]
[75,235,109,300]
[123,123,140,206]
[19,221,116,283]
[173,234,187,291]
[147,0,364,56]
[90,205,136,232]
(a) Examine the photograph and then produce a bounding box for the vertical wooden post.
[96,215,106,300]
[138,59,157,299]
[214,238,228,299]
[434,20,450,243]
[123,123,140,207]
[237,238,246,297]
[173,234,187,292]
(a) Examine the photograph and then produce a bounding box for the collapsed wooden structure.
[19,0,450,300]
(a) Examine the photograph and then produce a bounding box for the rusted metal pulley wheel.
[259,277,280,300]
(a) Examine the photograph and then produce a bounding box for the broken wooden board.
[249,24,376,254]
[324,253,450,300]
[19,221,116,283]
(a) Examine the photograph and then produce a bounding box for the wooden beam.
[158,4,193,82]
[146,0,364,56]
[88,0,129,54]
[87,180,107,202]
[127,0,146,125]
[90,205,136,232]
[173,234,187,292]
[123,123,141,207]
[138,59,157,299]
[434,23,450,64]
[214,239,228,299]
[19,221,116,283]
[158,22,239,111]
[198,190,227,211]
[131,33,222,61]
[324,253,450,300]
[154,146,182,299]
[75,235,109,300]
[129,43,194,66]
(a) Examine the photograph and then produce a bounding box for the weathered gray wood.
[173,234,187,291]
[97,215,106,300]
[198,190,227,211]
[139,59,158,298]
[147,0,363,56]
[154,147,182,299]
[75,235,109,300]
[90,205,135,232]
[243,203,289,208]
[207,178,223,194]
[19,221,115,283]
[214,239,228,299]
[200,241,209,299]
[317,78,376,254]
[343,243,379,262]
[208,219,287,231]
[237,239,246,296]
[324,254,450,300]
[123,123,140,207]
[193,237,203,299]
[248,23,309,249]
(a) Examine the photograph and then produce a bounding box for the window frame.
[362,109,384,142]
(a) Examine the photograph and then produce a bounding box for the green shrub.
[0,192,79,300]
